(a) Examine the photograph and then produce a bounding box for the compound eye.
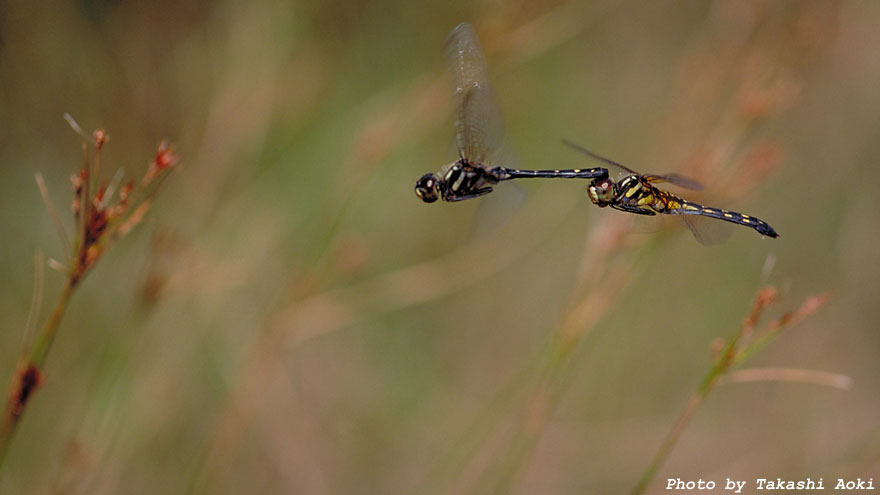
[594,178,616,202]
[415,173,440,203]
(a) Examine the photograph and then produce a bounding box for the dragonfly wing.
[562,139,638,177]
[446,23,503,165]
[468,180,528,237]
[645,173,704,191]
[679,213,733,245]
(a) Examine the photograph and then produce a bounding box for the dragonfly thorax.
[443,162,467,191]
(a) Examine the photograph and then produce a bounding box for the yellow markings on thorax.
[624,182,642,198]
[637,194,654,206]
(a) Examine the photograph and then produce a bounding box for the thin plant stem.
[28,277,77,368]
[0,125,178,477]
[630,374,719,495]
[630,290,833,495]
[0,276,76,469]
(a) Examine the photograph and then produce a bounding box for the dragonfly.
[415,23,609,203]
[563,140,779,242]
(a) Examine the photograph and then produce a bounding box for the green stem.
[0,276,77,473]
[29,277,76,367]
[631,390,709,495]
[631,324,744,494]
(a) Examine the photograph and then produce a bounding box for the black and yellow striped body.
[674,200,778,238]
[597,175,778,238]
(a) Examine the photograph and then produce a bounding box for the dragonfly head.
[415,173,441,203]
[587,177,616,206]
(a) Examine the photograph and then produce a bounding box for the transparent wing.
[468,181,528,238]
[679,214,733,245]
[562,139,638,177]
[644,173,704,191]
[626,213,664,236]
[563,140,704,189]
[446,23,504,165]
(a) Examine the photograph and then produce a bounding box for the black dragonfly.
[415,23,608,203]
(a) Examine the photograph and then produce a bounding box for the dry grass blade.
[21,251,45,354]
[62,113,88,140]
[35,173,71,259]
[723,367,853,390]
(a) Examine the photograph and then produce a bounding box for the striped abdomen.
[676,201,778,238]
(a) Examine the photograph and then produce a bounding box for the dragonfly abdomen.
[678,201,778,238]
[494,167,608,180]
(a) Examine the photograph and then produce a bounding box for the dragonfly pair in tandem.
[414,22,778,242]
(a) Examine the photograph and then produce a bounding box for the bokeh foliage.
[1,0,878,493]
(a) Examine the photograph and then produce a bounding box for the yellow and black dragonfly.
[415,23,608,203]
[563,140,779,242]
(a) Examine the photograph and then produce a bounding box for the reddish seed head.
[85,210,108,245]
[93,129,108,150]
[71,172,85,215]
[145,142,180,183]
[70,172,83,190]
[154,141,179,171]
[120,181,133,201]
[756,287,778,306]
[94,184,107,207]
[802,294,829,314]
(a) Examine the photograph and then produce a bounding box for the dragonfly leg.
[445,187,494,202]
[611,204,656,216]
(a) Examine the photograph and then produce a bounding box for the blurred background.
[1,0,878,493]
